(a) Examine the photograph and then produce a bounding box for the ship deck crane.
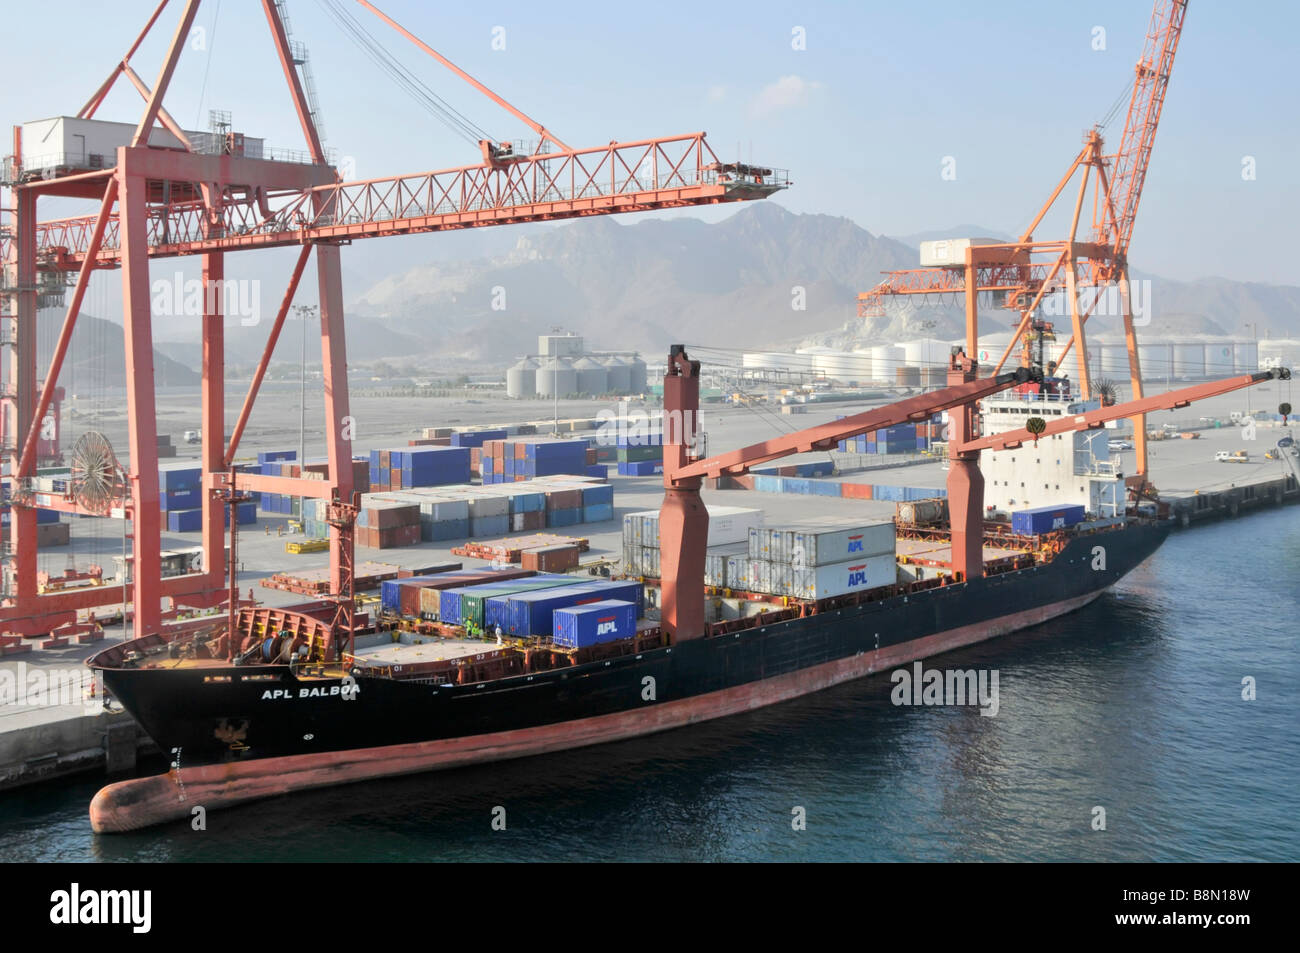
[0,0,787,639]
[857,0,1188,493]
[658,345,1287,643]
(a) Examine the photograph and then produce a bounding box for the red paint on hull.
[89,589,1101,832]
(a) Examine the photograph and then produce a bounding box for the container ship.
[87,347,1286,831]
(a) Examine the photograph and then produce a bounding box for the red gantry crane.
[857,0,1188,493]
[0,0,787,640]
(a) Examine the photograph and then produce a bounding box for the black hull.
[96,522,1168,766]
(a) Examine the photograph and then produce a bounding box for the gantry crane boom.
[1098,0,1188,262]
[11,134,777,271]
[958,369,1289,454]
[669,367,1041,482]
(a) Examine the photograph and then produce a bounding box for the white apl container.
[750,521,894,565]
[788,553,897,600]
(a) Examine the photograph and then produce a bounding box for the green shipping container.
[459,577,584,630]
[616,445,662,463]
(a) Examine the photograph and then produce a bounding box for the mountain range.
[38,203,1300,383]
[345,203,1300,368]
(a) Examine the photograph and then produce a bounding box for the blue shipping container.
[580,484,614,506]
[548,507,582,528]
[1011,504,1085,535]
[498,580,642,637]
[553,599,638,649]
[159,467,201,493]
[160,487,201,510]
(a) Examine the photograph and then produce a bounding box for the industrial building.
[507,333,648,398]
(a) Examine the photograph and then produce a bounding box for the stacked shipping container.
[367,446,471,491]
[480,437,588,484]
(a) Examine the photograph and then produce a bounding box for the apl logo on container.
[595,616,618,636]
[846,564,868,586]
[847,535,864,553]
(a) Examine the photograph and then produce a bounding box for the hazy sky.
[4,0,1296,285]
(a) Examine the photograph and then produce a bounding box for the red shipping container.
[514,442,526,460]
[508,510,547,532]
[363,502,419,529]
[375,524,420,549]
[520,543,580,572]
[586,448,597,465]
[840,482,873,499]
[545,488,583,509]
[399,579,441,617]
[379,450,391,468]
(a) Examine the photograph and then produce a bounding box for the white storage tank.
[742,351,782,369]
[1138,342,1173,382]
[1204,340,1236,376]
[1096,342,1132,379]
[901,337,951,368]
[1172,342,1206,379]
[601,355,631,393]
[536,356,578,398]
[571,356,608,396]
[1234,340,1260,374]
[506,357,538,399]
[812,350,873,384]
[972,333,1014,367]
[869,345,905,382]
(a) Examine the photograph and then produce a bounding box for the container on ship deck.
[466,576,586,630]
[1011,504,1085,535]
[552,599,638,649]
[496,579,641,637]
[787,553,896,600]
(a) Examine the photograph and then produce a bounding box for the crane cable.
[315,0,495,148]
[1096,78,1135,133]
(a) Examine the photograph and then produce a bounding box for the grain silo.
[536,356,578,398]
[506,357,538,398]
[627,355,648,393]
[601,354,631,393]
[572,355,608,396]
